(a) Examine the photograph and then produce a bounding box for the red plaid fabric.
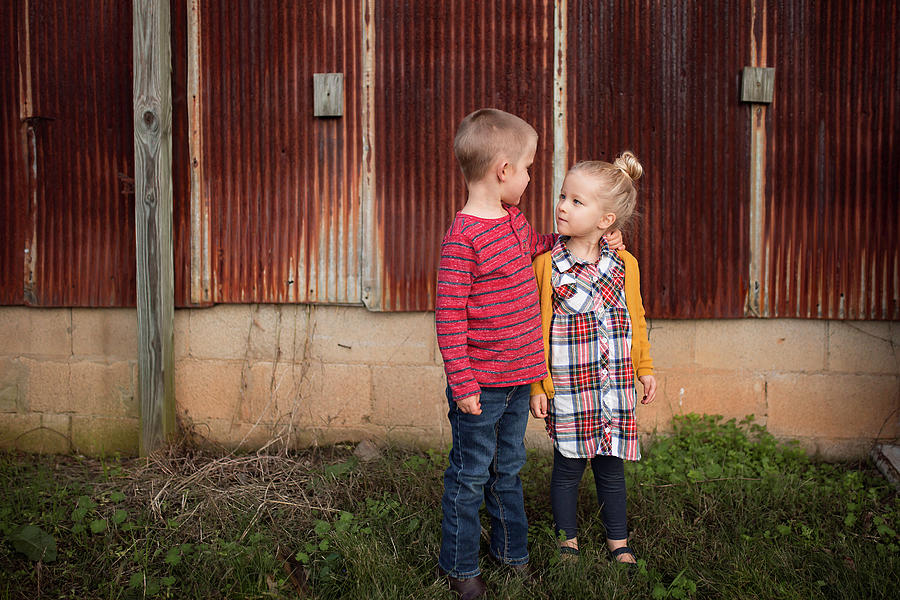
[546,237,640,460]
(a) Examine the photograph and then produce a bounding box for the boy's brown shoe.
[437,568,488,600]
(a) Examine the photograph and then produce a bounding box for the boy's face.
[499,142,536,206]
[556,171,616,237]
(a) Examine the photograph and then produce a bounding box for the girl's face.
[556,171,616,238]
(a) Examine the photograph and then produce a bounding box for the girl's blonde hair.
[569,151,643,233]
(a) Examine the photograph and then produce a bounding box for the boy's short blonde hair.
[454,109,538,183]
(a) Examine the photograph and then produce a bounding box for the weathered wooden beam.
[187,0,211,304]
[134,0,175,455]
[552,0,567,233]
[361,0,380,310]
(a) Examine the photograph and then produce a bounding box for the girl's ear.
[600,212,617,230]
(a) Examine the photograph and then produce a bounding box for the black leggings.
[550,447,628,541]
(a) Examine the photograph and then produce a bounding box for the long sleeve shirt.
[435,205,557,401]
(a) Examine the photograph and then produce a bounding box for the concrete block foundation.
[0,306,896,460]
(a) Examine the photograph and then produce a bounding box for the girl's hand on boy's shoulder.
[457,394,482,415]
[604,229,625,251]
[638,375,657,404]
[529,393,548,418]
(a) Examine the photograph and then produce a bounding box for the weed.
[0,416,898,599]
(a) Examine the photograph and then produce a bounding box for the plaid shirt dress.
[547,237,640,461]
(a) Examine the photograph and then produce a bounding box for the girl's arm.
[628,257,654,376]
[531,252,555,399]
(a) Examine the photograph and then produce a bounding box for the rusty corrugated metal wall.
[15,0,135,307]
[199,0,362,304]
[370,0,557,311]
[1,1,25,305]
[762,0,899,319]
[171,0,193,307]
[0,0,193,308]
[1,1,897,319]
[568,0,752,318]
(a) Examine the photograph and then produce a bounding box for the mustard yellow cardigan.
[530,249,654,399]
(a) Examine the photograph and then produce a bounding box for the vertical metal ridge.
[372,0,556,311]
[17,0,135,307]
[568,1,751,318]
[186,0,208,304]
[552,0,567,232]
[1,1,24,305]
[198,0,362,305]
[361,0,379,309]
[765,0,898,320]
[746,0,768,317]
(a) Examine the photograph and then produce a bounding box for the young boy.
[435,109,623,598]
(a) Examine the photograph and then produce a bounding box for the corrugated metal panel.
[370,0,557,311]
[21,0,135,306]
[763,0,899,319]
[200,0,362,304]
[567,0,752,318]
[1,1,24,305]
[171,0,193,307]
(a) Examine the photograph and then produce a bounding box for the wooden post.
[134,0,175,454]
[552,0,567,233]
[745,0,769,318]
[361,0,380,310]
[187,0,211,304]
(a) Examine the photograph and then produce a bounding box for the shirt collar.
[551,236,614,273]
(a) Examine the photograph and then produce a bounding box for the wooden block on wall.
[741,67,775,103]
[313,73,344,117]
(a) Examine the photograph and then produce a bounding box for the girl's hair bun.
[613,151,643,182]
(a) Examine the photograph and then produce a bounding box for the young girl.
[529,151,657,566]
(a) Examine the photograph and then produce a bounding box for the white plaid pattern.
[546,237,640,461]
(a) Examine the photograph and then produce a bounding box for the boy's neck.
[565,230,607,263]
[460,182,508,219]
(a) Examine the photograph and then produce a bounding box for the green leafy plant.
[1,418,898,599]
[9,524,57,562]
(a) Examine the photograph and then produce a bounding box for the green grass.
[0,415,898,599]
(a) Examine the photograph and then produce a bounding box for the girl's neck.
[565,231,606,263]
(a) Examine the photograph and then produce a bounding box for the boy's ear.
[496,159,511,182]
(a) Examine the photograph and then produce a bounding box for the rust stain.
[1,0,25,305]
[372,0,557,311]
[3,0,895,320]
[568,1,752,318]
[199,0,363,304]
[171,0,194,307]
[16,0,32,120]
[18,0,135,307]
[187,0,210,304]
[746,0,769,317]
[763,0,899,319]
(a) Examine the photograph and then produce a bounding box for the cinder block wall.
[1,306,897,459]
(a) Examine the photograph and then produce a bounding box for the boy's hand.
[604,229,625,251]
[457,394,482,415]
[530,393,548,418]
[638,375,657,404]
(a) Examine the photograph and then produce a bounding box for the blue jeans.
[438,385,530,578]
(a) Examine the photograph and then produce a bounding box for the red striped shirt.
[435,205,557,401]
